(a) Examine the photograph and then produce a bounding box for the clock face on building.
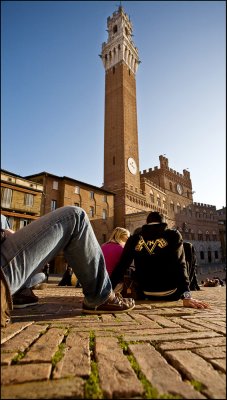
[176,183,183,195]
[127,157,137,175]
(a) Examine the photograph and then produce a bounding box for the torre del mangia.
[100,5,197,233]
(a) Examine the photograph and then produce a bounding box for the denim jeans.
[1,206,112,307]
[22,272,46,289]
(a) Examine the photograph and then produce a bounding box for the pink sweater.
[101,242,124,276]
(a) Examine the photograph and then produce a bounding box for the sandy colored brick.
[158,336,226,351]
[1,325,48,354]
[210,359,226,373]
[129,343,205,399]
[53,332,90,378]
[1,377,84,399]
[1,363,51,385]
[1,322,34,344]
[194,346,226,359]
[166,349,226,399]
[123,330,222,342]
[21,328,65,363]
[95,336,144,398]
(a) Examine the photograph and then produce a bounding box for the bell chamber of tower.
[100,6,140,74]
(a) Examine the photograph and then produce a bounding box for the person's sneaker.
[13,288,39,309]
[82,292,135,314]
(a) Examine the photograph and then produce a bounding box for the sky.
[1,1,226,210]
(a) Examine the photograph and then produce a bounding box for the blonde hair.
[108,227,130,244]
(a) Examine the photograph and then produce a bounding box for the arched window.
[1,188,13,208]
[170,201,174,211]
[150,190,154,203]
[205,231,210,241]
[212,231,217,241]
[163,197,166,209]
[208,250,212,263]
[89,206,94,218]
[200,251,205,260]
[102,209,107,220]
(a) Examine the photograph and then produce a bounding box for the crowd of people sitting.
[201,277,225,287]
[1,207,216,327]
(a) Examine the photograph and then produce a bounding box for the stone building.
[217,207,226,263]
[1,169,43,230]
[24,172,115,273]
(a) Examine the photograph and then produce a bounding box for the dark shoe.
[13,288,39,309]
[82,292,135,314]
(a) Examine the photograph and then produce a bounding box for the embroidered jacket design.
[135,236,168,255]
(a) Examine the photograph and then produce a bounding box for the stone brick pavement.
[1,281,226,399]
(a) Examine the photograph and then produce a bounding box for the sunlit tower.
[100,5,141,226]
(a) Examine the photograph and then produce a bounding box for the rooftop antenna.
[116,0,123,11]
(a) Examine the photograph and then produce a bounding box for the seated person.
[101,227,130,277]
[110,211,209,309]
[58,263,77,286]
[1,206,135,327]
[203,278,220,287]
[1,214,46,308]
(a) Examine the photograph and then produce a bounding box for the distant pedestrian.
[58,263,77,286]
[43,263,50,282]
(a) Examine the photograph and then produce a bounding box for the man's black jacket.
[111,223,190,296]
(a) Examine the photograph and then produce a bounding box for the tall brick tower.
[101,6,141,226]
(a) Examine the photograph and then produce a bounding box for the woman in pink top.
[101,227,130,278]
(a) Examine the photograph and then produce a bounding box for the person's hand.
[4,229,15,237]
[183,298,210,309]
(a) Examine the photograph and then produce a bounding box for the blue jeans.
[1,206,112,307]
[22,272,46,289]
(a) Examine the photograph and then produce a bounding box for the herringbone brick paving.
[1,279,226,399]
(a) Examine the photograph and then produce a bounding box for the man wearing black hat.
[111,211,209,309]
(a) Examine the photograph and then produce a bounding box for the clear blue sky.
[1,1,226,209]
